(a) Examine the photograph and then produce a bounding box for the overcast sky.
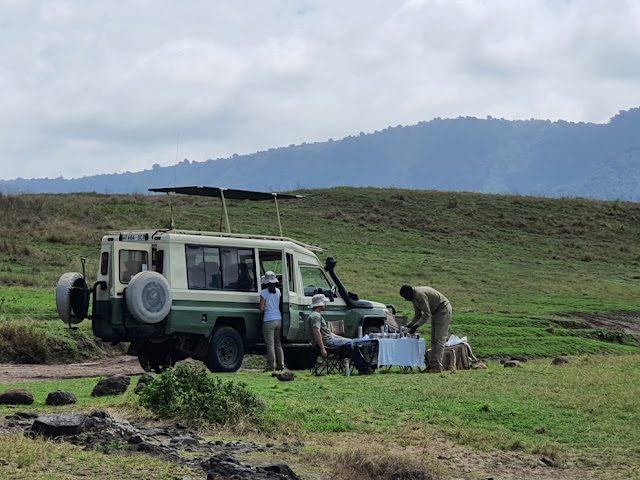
[1,0,640,181]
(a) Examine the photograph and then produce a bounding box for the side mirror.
[330,285,338,300]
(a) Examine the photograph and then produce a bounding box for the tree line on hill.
[2,107,640,201]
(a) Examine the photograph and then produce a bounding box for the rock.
[90,410,110,419]
[136,442,162,454]
[46,390,77,406]
[135,372,158,393]
[510,355,528,362]
[539,456,554,467]
[503,360,520,368]
[473,362,488,369]
[128,434,145,445]
[31,413,89,437]
[260,464,301,479]
[15,411,38,419]
[92,375,131,396]
[0,388,34,405]
[552,356,569,365]
[170,436,200,447]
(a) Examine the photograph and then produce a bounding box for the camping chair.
[310,320,350,376]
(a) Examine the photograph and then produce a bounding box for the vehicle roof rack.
[149,186,304,238]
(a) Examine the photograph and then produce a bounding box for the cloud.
[1,0,640,180]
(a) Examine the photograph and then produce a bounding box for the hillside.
[1,187,639,360]
[2,108,640,200]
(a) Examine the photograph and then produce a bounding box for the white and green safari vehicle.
[55,187,396,372]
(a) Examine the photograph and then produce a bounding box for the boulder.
[46,390,77,406]
[510,355,528,362]
[503,360,520,368]
[92,374,131,396]
[0,389,34,405]
[31,413,89,437]
[552,356,569,365]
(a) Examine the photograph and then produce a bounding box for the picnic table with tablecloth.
[351,337,426,369]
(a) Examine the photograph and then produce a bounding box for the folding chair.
[311,344,350,375]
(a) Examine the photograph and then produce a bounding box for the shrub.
[139,362,265,426]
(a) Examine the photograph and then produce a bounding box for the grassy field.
[1,188,639,361]
[1,356,639,479]
[1,188,640,478]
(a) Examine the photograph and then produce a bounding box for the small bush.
[139,362,265,426]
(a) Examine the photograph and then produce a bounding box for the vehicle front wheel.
[205,326,244,373]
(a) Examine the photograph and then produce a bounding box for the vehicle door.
[257,249,287,338]
[298,262,348,338]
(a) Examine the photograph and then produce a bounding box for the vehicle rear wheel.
[136,344,175,373]
[284,350,317,370]
[205,326,244,373]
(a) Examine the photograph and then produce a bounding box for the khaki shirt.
[409,286,450,328]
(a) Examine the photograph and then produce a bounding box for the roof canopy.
[149,186,303,201]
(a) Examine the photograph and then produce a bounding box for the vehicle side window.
[119,250,148,283]
[221,248,256,291]
[186,245,255,292]
[186,245,221,290]
[300,266,332,297]
[100,252,109,276]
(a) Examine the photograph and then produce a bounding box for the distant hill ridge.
[2,107,640,200]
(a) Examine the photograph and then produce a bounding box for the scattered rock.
[503,360,520,368]
[46,390,77,406]
[539,456,555,467]
[473,362,488,370]
[31,413,88,437]
[260,464,301,479]
[14,411,38,419]
[92,374,131,396]
[0,388,34,405]
[2,410,300,479]
[510,355,528,362]
[135,372,158,393]
[552,356,569,365]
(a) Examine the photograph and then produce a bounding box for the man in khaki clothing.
[400,285,452,373]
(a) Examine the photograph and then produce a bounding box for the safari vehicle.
[56,186,397,372]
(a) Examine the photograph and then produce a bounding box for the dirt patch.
[0,355,145,384]
[554,311,640,335]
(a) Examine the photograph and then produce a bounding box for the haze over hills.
[2,107,640,201]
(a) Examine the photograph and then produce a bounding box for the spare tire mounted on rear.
[125,271,172,324]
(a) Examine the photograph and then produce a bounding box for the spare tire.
[56,272,89,325]
[125,271,172,324]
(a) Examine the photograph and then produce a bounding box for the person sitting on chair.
[309,293,351,358]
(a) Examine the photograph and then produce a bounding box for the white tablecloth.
[377,338,426,368]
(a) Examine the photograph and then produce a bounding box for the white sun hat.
[264,271,278,284]
[311,293,329,308]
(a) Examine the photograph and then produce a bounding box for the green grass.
[2,355,640,477]
[2,187,640,360]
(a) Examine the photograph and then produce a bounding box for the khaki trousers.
[430,303,452,369]
[263,320,284,370]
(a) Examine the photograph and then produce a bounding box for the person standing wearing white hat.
[309,293,351,358]
[260,271,285,371]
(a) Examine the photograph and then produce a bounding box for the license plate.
[120,233,148,242]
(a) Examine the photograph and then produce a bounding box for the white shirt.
[260,287,282,322]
